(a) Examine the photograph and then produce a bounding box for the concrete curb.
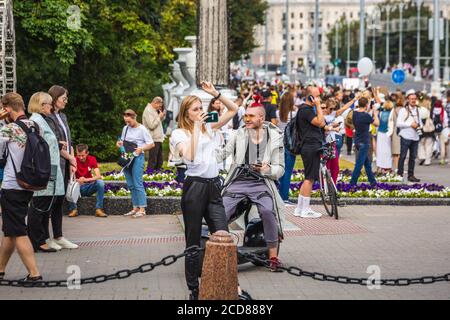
[70,196,450,216]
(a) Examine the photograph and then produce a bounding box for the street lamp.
[285,0,291,77]
[347,18,351,77]
[359,0,366,60]
[385,4,392,72]
[415,0,423,82]
[433,0,440,82]
[444,0,450,82]
[398,2,405,69]
[314,0,320,78]
[334,23,340,75]
[368,9,381,67]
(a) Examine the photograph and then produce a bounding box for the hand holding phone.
[205,111,219,123]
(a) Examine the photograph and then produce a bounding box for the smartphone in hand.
[205,111,219,123]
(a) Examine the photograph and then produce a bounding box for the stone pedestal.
[199,231,239,300]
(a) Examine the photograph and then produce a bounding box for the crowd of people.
[0,78,449,299]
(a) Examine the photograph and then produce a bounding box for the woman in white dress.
[376,100,395,171]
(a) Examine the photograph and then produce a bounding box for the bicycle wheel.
[320,170,339,219]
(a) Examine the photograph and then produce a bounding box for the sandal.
[124,209,138,217]
[132,211,146,218]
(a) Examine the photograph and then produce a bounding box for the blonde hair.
[421,98,432,110]
[177,95,205,133]
[1,92,25,112]
[28,92,53,114]
[361,90,373,99]
[383,100,394,111]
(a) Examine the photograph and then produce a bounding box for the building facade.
[250,0,438,77]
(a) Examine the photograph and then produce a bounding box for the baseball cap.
[405,89,416,98]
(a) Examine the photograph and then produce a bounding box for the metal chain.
[238,251,450,287]
[0,246,203,288]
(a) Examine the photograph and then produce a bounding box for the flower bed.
[104,181,450,199]
[291,170,403,183]
[103,168,404,184]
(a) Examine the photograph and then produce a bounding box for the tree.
[14,0,267,161]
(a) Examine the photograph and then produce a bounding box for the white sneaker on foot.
[300,208,322,219]
[53,237,79,249]
[46,239,62,251]
[132,211,146,218]
[293,207,303,217]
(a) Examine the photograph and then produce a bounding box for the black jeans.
[181,176,228,290]
[398,138,419,177]
[28,196,54,250]
[147,142,163,170]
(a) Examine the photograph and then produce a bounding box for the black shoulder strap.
[124,126,129,140]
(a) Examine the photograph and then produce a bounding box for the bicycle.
[318,142,339,220]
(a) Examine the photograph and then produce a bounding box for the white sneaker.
[46,239,62,251]
[53,237,79,249]
[300,208,322,219]
[293,207,303,217]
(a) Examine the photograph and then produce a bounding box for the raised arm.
[200,81,238,130]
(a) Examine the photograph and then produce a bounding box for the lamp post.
[415,0,423,82]
[359,0,366,60]
[368,9,380,67]
[314,0,320,77]
[398,2,405,69]
[385,5,391,72]
[265,11,269,80]
[334,23,340,75]
[347,18,351,77]
[444,0,450,82]
[285,0,291,77]
[433,0,441,82]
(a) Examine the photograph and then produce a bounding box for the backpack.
[232,112,241,130]
[283,106,313,155]
[9,119,51,191]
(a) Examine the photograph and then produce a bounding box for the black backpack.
[232,112,241,130]
[9,119,51,191]
[283,111,302,155]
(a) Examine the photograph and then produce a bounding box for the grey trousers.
[223,180,278,248]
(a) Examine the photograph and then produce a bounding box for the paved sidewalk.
[0,206,449,300]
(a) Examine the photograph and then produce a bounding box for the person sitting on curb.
[68,144,107,218]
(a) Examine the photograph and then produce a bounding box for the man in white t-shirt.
[396,90,422,182]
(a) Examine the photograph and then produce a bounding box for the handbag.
[66,173,81,203]
[422,117,435,133]
[122,127,138,153]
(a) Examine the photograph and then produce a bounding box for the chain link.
[238,251,450,287]
[0,246,203,288]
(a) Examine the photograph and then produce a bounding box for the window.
[300,45,303,51]
[291,23,295,29]
[300,12,303,19]
[300,34,303,40]
[300,23,303,29]
[350,12,353,18]
[291,45,295,51]
[291,13,295,19]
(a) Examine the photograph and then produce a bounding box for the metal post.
[347,18,351,77]
[433,0,441,82]
[385,5,391,72]
[399,2,405,68]
[335,24,340,75]
[359,0,365,60]
[444,0,450,82]
[415,0,423,81]
[265,11,269,80]
[314,0,319,77]
[285,0,291,77]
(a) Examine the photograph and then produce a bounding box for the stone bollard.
[199,230,238,300]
